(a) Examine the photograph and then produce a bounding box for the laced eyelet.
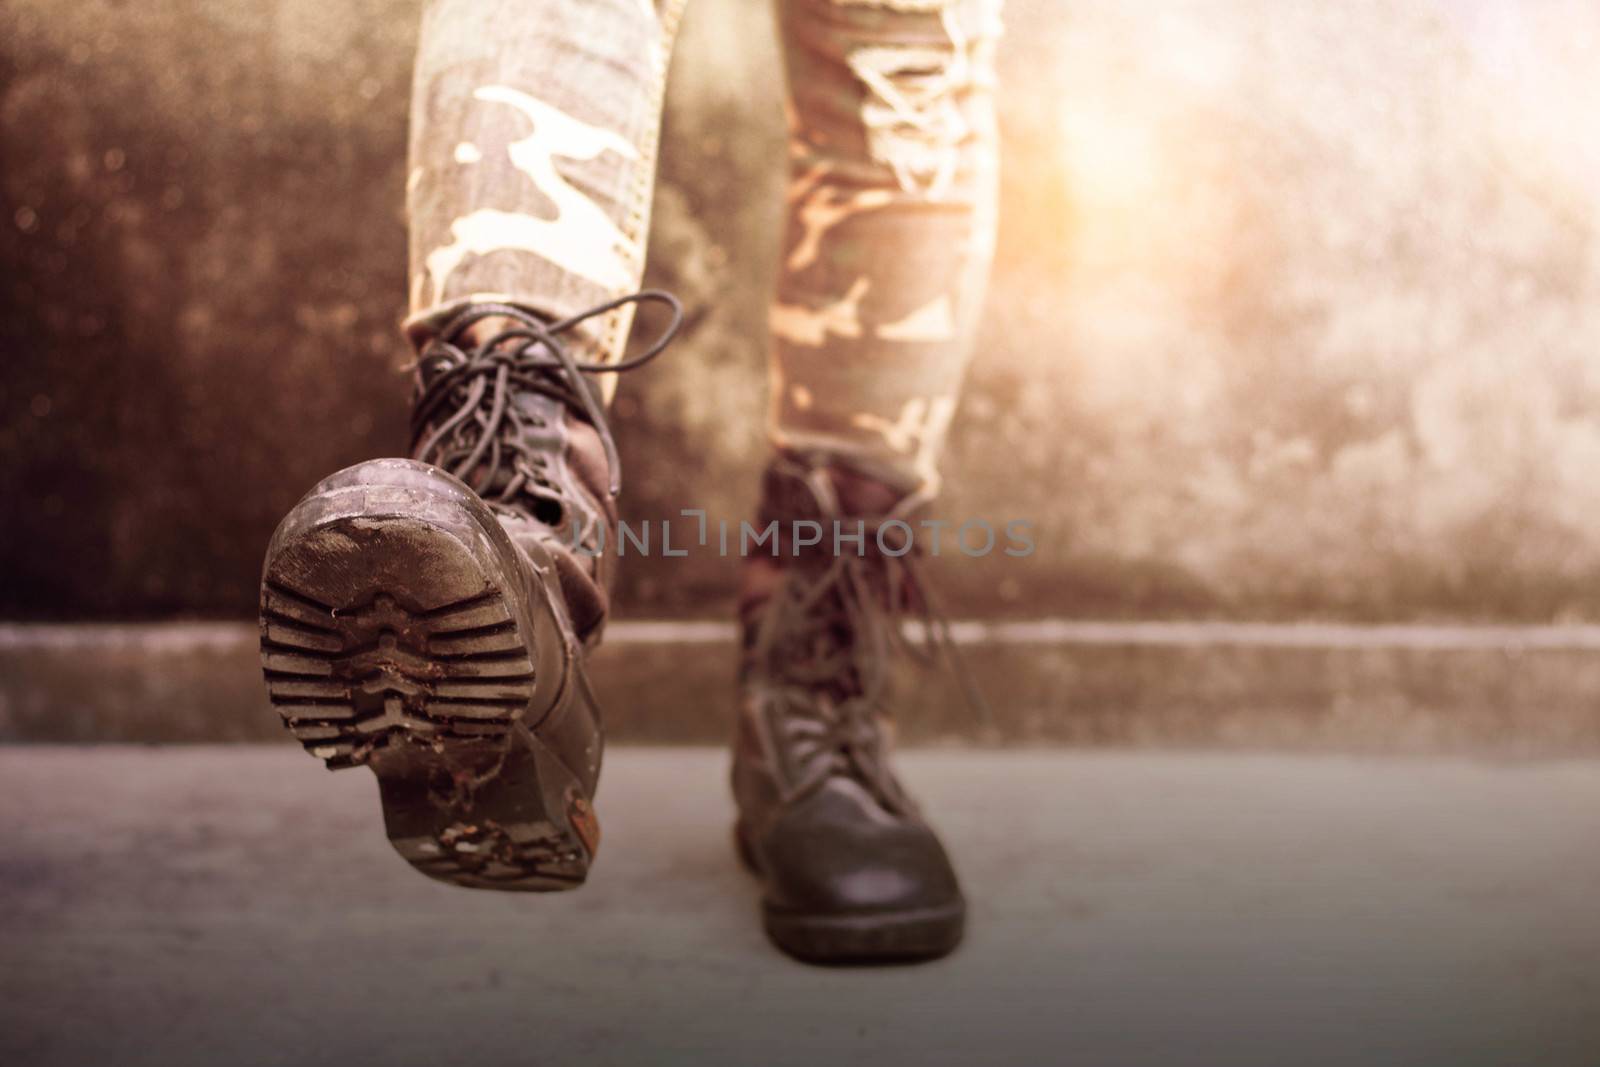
[408,293,681,525]
[532,497,564,527]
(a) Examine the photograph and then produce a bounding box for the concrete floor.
[2,746,1597,1067]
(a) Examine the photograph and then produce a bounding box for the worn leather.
[732,456,964,921]
[490,401,617,647]
[413,335,619,646]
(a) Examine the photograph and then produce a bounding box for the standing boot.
[733,454,970,962]
[259,294,678,891]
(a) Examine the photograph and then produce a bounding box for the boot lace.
[747,456,989,809]
[410,291,682,534]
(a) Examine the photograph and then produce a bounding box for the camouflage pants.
[406,0,1002,497]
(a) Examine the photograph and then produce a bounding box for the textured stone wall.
[3,0,1598,621]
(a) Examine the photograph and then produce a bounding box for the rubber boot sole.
[259,459,599,891]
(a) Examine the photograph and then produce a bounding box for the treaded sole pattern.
[261,580,532,768]
[259,464,595,891]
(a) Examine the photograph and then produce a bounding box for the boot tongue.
[476,401,612,511]
[411,328,614,514]
[826,464,909,518]
[740,455,927,660]
[556,409,614,515]
[751,455,926,570]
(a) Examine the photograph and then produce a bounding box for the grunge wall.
[3,0,1598,622]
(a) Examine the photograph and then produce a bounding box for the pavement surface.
[3,746,1598,1067]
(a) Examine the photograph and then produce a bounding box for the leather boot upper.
[406,302,678,645]
[733,453,966,917]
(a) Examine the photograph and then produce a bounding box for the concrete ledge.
[3,620,1598,753]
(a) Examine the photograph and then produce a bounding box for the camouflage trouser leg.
[769,0,1003,500]
[403,0,687,394]
[402,0,999,472]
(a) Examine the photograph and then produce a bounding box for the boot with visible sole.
[260,295,679,890]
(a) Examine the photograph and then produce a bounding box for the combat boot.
[733,454,971,961]
[259,294,679,890]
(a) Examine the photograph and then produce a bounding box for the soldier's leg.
[768,0,1001,501]
[406,0,687,377]
[260,0,687,892]
[733,0,1003,965]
